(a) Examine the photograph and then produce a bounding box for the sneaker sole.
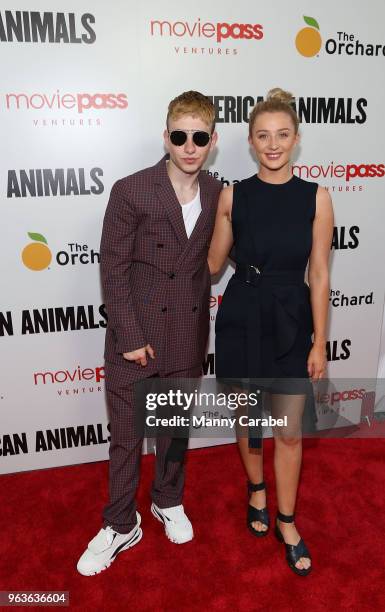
[77,526,143,576]
[150,504,193,544]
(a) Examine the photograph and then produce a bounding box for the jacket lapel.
[152,156,213,251]
[153,156,188,246]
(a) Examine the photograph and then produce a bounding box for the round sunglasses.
[169,129,211,147]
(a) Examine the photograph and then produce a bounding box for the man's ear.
[163,128,169,150]
[210,131,218,149]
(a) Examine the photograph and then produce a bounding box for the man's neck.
[166,158,200,191]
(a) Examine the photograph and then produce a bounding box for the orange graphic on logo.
[22,232,52,271]
[295,16,322,57]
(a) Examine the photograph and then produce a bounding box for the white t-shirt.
[180,186,202,238]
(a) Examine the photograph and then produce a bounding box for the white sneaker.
[77,512,142,576]
[151,503,193,544]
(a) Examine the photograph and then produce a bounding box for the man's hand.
[123,344,155,367]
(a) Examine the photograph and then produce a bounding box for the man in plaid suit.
[77,91,222,576]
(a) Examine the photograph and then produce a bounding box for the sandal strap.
[285,538,311,565]
[277,511,295,523]
[247,480,266,493]
[248,505,270,527]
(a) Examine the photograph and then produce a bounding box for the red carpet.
[1,439,384,611]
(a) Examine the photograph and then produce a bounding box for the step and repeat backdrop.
[1,0,385,473]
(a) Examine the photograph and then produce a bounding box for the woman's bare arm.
[307,186,334,378]
[208,186,234,275]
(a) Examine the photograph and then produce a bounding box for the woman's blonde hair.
[248,88,299,135]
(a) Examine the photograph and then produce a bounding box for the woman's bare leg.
[272,392,311,570]
[236,388,267,532]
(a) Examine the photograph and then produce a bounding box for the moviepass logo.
[150,17,263,42]
[316,388,366,406]
[293,162,385,181]
[34,365,105,386]
[5,91,128,113]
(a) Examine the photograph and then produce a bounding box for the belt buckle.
[250,265,261,275]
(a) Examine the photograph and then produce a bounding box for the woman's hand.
[307,344,327,381]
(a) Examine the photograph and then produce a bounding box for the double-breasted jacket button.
[168,272,176,279]
[161,307,167,312]
[192,306,198,312]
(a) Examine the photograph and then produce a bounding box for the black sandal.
[247,481,269,537]
[275,511,312,576]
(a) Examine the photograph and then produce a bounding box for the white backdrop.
[1,0,385,473]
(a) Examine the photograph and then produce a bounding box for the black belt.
[234,263,304,286]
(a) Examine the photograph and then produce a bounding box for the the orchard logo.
[329,288,374,308]
[21,233,100,271]
[22,233,52,271]
[295,15,385,58]
[207,169,240,186]
[295,16,322,57]
[5,91,128,113]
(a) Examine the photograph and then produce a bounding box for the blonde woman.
[208,89,333,576]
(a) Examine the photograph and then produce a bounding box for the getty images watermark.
[133,377,384,439]
[140,386,287,433]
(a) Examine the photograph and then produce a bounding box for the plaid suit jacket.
[100,155,222,381]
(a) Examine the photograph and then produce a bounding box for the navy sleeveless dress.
[215,174,318,438]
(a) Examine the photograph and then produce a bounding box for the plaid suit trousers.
[102,361,202,533]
